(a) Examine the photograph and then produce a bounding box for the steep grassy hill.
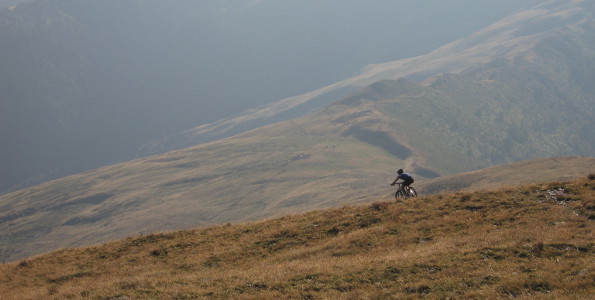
[1,177,593,299]
[0,106,411,262]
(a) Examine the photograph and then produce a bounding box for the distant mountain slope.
[339,72,593,170]
[0,137,591,263]
[155,0,594,154]
[0,0,530,194]
[1,178,593,299]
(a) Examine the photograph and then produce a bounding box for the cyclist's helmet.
[397,169,403,174]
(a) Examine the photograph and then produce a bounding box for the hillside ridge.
[1,177,593,299]
[417,156,595,194]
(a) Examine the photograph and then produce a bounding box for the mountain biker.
[391,169,414,196]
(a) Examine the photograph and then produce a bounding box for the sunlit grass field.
[1,176,593,299]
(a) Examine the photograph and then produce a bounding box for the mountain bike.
[393,182,417,200]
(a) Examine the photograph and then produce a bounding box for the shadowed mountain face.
[0,0,532,194]
[0,0,594,262]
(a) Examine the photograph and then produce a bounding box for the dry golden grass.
[1,177,593,299]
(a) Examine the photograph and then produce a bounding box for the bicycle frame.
[393,182,417,199]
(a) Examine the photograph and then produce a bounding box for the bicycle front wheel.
[395,190,404,201]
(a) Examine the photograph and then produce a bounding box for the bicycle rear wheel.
[408,187,417,197]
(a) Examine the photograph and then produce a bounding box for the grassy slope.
[0,110,402,262]
[417,156,595,194]
[0,177,593,299]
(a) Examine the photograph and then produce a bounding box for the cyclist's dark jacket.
[401,173,414,185]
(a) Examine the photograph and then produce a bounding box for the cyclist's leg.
[408,186,417,197]
[403,179,414,196]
